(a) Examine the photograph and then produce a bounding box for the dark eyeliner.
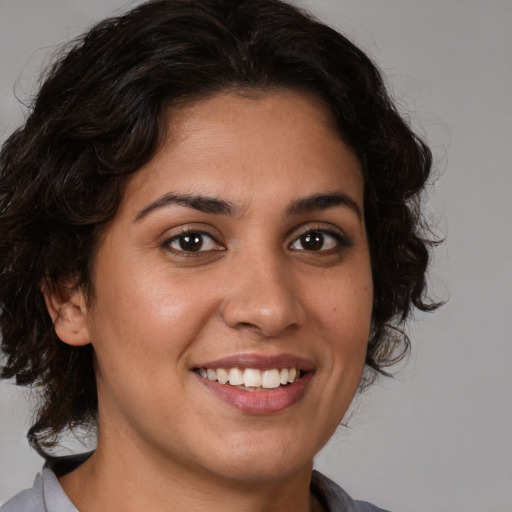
[160,228,224,257]
[321,229,353,249]
[289,226,353,252]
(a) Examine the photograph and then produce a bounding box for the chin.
[198,434,318,485]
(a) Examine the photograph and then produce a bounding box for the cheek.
[87,265,223,369]
[313,268,373,335]
[130,273,224,348]
[309,262,373,375]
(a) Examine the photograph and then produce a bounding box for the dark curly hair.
[0,0,439,455]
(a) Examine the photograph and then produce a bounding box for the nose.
[220,254,306,338]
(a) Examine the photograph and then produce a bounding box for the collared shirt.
[1,457,391,512]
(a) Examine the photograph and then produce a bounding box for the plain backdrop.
[1,1,511,511]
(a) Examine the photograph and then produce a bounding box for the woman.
[0,0,438,510]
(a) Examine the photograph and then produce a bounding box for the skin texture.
[45,91,373,512]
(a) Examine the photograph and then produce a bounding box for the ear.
[42,282,91,346]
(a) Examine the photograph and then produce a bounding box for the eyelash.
[161,227,351,256]
[288,228,352,253]
[162,229,224,256]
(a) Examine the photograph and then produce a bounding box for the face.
[80,91,373,484]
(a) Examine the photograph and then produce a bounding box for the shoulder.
[1,472,46,512]
[311,470,393,512]
[1,460,81,512]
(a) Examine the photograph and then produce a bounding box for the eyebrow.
[134,193,236,222]
[286,192,362,219]
[134,190,362,222]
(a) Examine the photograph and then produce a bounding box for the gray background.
[1,1,511,510]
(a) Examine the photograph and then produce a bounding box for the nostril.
[237,321,260,331]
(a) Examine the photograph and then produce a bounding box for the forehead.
[164,89,346,163]
[122,90,363,216]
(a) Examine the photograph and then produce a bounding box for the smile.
[197,367,302,390]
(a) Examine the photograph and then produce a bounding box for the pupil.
[301,232,323,251]
[179,234,202,251]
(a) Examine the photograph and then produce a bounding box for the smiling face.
[70,91,373,486]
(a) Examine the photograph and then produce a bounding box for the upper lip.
[193,353,316,372]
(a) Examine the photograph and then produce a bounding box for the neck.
[58,437,321,512]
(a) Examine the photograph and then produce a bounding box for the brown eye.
[178,233,203,252]
[289,229,346,252]
[300,232,324,251]
[166,232,222,253]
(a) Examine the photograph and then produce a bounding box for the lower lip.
[195,372,312,414]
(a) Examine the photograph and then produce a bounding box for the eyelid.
[288,223,352,251]
[160,225,226,255]
[289,222,347,240]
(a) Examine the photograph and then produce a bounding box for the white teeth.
[262,369,281,389]
[243,368,262,387]
[216,368,229,384]
[228,368,244,386]
[199,367,302,388]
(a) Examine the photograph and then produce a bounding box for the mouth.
[192,354,314,414]
[195,367,306,391]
